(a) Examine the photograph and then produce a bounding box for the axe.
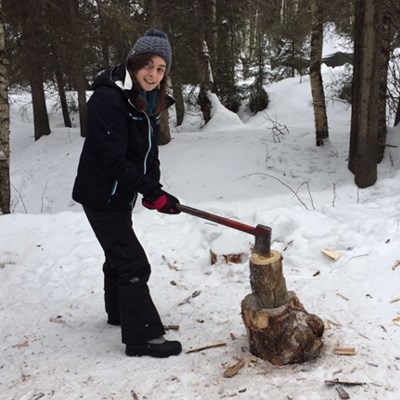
[176,204,271,257]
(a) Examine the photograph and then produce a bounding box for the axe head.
[253,225,272,257]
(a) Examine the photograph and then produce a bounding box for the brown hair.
[126,53,168,114]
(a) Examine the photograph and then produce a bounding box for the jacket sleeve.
[88,88,161,198]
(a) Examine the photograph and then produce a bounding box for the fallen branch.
[325,379,366,387]
[240,172,310,211]
[346,254,369,263]
[336,293,349,301]
[186,341,226,354]
[10,183,28,213]
[332,182,337,207]
[161,255,179,271]
[163,324,180,331]
[178,290,201,306]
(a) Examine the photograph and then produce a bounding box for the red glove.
[142,191,181,214]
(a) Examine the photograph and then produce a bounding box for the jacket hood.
[91,64,175,111]
[92,64,127,92]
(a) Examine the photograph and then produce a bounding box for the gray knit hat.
[127,28,172,72]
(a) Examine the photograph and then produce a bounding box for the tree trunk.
[310,0,329,146]
[348,0,383,188]
[69,0,87,137]
[194,1,213,124]
[170,75,184,126]
[377,10,392,163]
[55,67,72,128]
[30,71,51,141]
[96,0,110,68]
[210,0,218,71]
[395,97,400,126]
[0,0,10,214]
[76,79,88,137]
[158,110,171,145]
[21,7,50,141]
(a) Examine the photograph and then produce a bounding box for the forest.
[1,0,400,213]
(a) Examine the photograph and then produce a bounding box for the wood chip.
[324,320,332,330]
[223,359,245,378]
[130,390,139,400]
[393,316,400,326]
[49,315,65,324]
[392,260,400,270]
[186,341,226,354]
[336,386,350,399]
[325,319,341,328]
[12,340,29,349]
[333,347,356,356]
[244,355,259,363]
[321,249,341,261]
[390,296,400,304]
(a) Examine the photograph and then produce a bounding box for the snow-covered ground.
[1,61,400,399]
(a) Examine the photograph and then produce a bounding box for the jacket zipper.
[128,98,152,174]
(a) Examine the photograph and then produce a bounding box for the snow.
[2,65,400,400]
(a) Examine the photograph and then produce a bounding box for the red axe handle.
[176,204,271,256]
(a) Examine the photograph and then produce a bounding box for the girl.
[72,29,182,358]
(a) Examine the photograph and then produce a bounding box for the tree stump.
[209,230,248,265]
[210,250,243,265]
[241,250,324,365]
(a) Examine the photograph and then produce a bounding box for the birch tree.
[310,0,328,146]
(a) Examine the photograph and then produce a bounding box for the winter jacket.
[72,64,173,210]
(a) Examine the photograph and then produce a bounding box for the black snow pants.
[83,206,165,345]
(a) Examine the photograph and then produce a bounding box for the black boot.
[125,340,182,358]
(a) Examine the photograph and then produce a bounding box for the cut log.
[249,250,288,308]
[241,291,324,365]
[242,250,324,365]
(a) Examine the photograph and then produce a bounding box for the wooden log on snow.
[242,250,324,365]
[209,230,248,265]
[210,250,243,264]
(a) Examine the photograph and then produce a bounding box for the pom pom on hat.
[127,28,172,72]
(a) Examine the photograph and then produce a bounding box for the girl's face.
[134,56,166,92]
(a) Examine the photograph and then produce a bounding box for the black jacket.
[72,64,173,210]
